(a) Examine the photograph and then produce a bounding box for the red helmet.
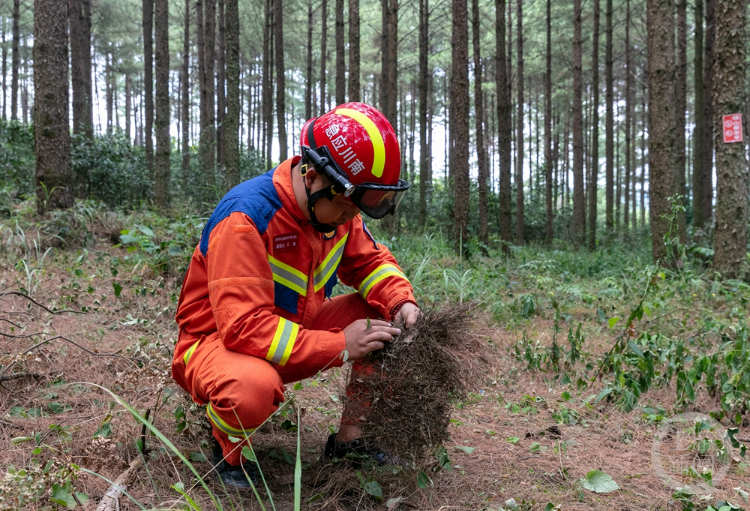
[300,102,401,185]
[299,102,410,220]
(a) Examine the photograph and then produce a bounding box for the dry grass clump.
[344,303,480,464]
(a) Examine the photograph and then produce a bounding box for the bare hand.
[394,303,420,328]
[342,319,401,360]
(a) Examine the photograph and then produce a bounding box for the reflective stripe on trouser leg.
[206,402,257,438]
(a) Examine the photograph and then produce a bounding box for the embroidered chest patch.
[273,233,299,254]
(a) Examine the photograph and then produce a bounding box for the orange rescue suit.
[172,157,416,464]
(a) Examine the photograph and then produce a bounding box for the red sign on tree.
[722,113,743,143]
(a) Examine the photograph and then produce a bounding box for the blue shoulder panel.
[199,168,282,256]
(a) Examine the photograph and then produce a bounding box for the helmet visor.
[349,180,410,219]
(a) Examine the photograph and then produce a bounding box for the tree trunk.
[143,0,154,171]
[125,73,132,141]
[204,0,217,174]
[385,0,398,129]
[692,0,706,228]
[182,0,191,177]
[319,0,327,115]
[11,0,19,121]
[225,0,240,187]
[701,0,715,226]
[348,0,360,102]
[262,0,273,165]
[154,0,170,208]
[544,0,552,244]
[640,78,647,227]
[305,0,313,119]
[588,0,600,250]
[624,0,631,234]
[217,0,226,167]
[335,0,345,105]
[515,0,524,244]
[647,0,675,263]
[34,0,72,212]
[496,0,512,252]
[712,0,747,278]
[572,0,585,245]
[418,0,429,228]
[472,0,487,245]
[2,16,6,120]
[675,0,687,242]
[275,0,286,161]
[69,0,92,137]
[605,0,614,233]
[452,0,469,254]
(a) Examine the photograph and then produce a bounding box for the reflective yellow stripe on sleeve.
[313,233,349,292]
[268,255,309,296]
[265,317,300,366]
[358,264,409,299]
[182,339,201,366]
[206,402,256,438]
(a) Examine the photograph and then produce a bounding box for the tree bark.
[588,0,600,250]
[452,0,469,254]
[572,0,585,246]
[204,0,217,173]
[335,0,345,105]
[515,0,524,244]
[275,0,286,161]
[647,0,675,263]
[319,0,327,115]
[701,0,715,226]
[225,0,240,187]
[544,0,552,244]
[305,0,313,119]
[182,0,191,177]
[384,0,398,129]
[624,0,631,233]
[496,0,511,252]
[143,0,154,171]
[125,73,131,141]
[605,0,614,233]
[692,0,706,228]
[69,0,92,137]
[1,16,6,120]
[472,0,488,245]
[418,0,429,229]
[675,0,687,242]
[34,0,73,212]
[154,0,170,208]
[10,0,19,121]
[216,0,226,167]
[712,0,747,278]
[262,0,273,165]
[348,0,360,102]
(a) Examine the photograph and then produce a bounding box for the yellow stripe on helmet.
[335,108,386,178]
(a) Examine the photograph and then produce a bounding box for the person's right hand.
[342,319,401,360]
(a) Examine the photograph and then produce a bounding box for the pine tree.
[34,0,72,212]
[154,0,170,207]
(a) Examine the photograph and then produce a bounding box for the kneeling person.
[172,102,419,487]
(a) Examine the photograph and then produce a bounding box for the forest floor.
[1,201,749,511]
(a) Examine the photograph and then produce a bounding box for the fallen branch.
[0,335,136,379]
[94,456,145,511]
[0,371,42,383]
[0,291,86,315]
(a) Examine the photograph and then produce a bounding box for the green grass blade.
[294,406,302,511]
[171,484,202,511]
[75,383,223,511]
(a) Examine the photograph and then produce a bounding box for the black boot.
[212,441,260,488]
[323,434,389,466]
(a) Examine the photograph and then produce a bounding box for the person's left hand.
[394,302,420,328]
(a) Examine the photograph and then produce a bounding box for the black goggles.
[300,144,410,219]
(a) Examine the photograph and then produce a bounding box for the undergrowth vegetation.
[0,190,748,510]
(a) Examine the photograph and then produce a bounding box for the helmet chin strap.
[302,163,339,233]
